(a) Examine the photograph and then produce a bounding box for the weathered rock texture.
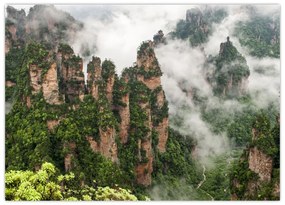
[119,93,130,144]
[231,116,279,200]
[133,41,169,185]
[248,147,273,182]
[29,65,42,94]
[87,57,102,100]
[64,142,76,172]
[98,126,118,163]
[20,38,169,187]
[42,63,63,104]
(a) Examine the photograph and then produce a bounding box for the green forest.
[5,5,280,201]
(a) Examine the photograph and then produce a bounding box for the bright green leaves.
[5,162,63,201]
[5,162,139,201]
[95,186,138,201]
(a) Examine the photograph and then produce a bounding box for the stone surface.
[119,93,130,144]
[29,64,42,94]
[47,120,60,131]
[156,117,169,153]
[248,146,273,182]
[42,63,62,104]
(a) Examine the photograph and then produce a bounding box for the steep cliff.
[207,37,250,98]
[171,6,227,46]
[5,6,26,53]
[58,44,85,103]
[230,113,279,200]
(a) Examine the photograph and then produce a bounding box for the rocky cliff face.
[208,37,250,98]
[130,41,169,185]
[87,56,102,100]
[60,53,85,103]
[27,44,85,105]
[118,74,130,144]
[9,33,169,186]
[5,6,26,53]
[135,101,153,186]
[5,5,82,54]
[230,114,279,200]
[248,147,272,182]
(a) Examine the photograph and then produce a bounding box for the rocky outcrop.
[86,129,118,163]
[211,37,250,97]
[136,139,153,186]
[106,75,115,104]
[59,48,85,103]
[230,114,279,200]
[64,142,76,172]
[248,147,273,182]
[99,126,118,163]
[5,6,26,52]
[135,101,153,186]
[133,41,169,184]
[137,75,161,90]
[47,120,60,131]
[87,56,102,100]
[5,81,16,87]
[25,5,82,48]
[156,118,169,153]
[86,57,118,162]
[29,64,42,94]
[119,93,130,144]
[186,8,203,26]
[12,36,170,187]
[86,136,100,153]
[42,63,63,104]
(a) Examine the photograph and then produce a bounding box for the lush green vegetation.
[5,5,280,201]
[229,112,280,200]
[235,14,280,58]
[206,39,250,97]
[170,7,227,46]
[5,162,138,201]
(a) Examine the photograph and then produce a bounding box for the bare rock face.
[42,63,63,104]
[156,90,165,108]
[5,38,11,54]
[5,6,26,52]
[136,41,162,91]
[87,127,118,163]
[7,25,17,41]
[135,101,153,186]
[86,136,100,153]
[156,117,169,153]
[248,147,273,182]
[6,81,16,87]
[136,139,153,186]
[137,75,161,90]
[119,93,130,144]
[186,8,203,26]
[64,142,76,172]
[99,127,118,163]
[29,64,42,94]
[87,56,102,100]
[60,52,85,103]
[47,119,60,131]
[106,75,115,104]
[137,41,156,71]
